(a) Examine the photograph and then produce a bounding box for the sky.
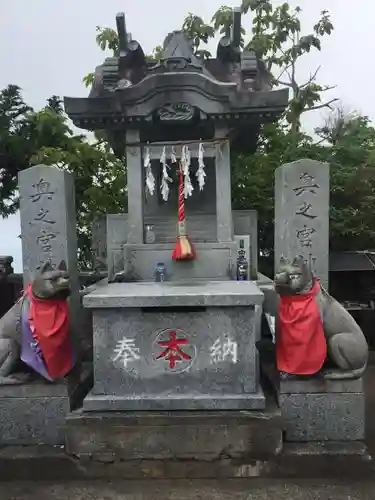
[1,0,374,272]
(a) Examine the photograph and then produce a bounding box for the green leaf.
[82,72,95,88]
[95,27,119,55]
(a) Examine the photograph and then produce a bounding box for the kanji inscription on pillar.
[275,159,330,289]
[27,178,59,266]
[29,178,55,202]
[19,165,79,289]
[153,328,196,373]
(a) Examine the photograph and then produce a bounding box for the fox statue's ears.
[291,255,313,280]
[291,255,305,268]
[37,259,67,276]
[279,256,290,267]
[39,260,53,274]
[57,260,67,271]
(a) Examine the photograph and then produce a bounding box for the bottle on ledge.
[154,262,167,282]
[236,239,249,281]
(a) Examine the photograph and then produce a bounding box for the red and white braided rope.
[177,163,186,234]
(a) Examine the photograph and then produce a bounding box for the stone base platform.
[65,400,282,461]
[262,363,365,442]
[0,364,373,480]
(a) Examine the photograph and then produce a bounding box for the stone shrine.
[0,5,369,478]
[57,6,369,468]
[64,8,288,413]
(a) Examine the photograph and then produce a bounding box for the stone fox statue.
[0,261,74,385]
[274,256,368,380]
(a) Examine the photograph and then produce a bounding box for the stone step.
[0,441,372,481]
[65,399,282,462]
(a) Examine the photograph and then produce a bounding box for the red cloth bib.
[276,280,327,375]
[27,284,73,379]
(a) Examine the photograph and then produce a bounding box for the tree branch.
[275,63,293,82]
[291,61,298,97]
[303,98,339,112]
[289,37,298,98]
[319,85,337,92]
[277,79,294,88]
[300,66,321,88]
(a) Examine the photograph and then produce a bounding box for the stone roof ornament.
[149,31,206,75]
[116,12,129,77]
[115,11,146,89]
[217,6,242,63]
[64,6,289,155]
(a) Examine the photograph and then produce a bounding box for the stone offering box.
[83,281,264,410]
[65,8,288,414]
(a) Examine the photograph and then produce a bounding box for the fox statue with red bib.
[275,255,368,380]
[0,261,75,385]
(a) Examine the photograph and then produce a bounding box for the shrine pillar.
[214,126,233,242]
[126,129,144,244]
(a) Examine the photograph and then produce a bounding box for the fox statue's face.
[274,256,314,296]
[31,260,71,300]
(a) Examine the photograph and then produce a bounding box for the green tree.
[0,85,33,215]
[0,86,126,267]
[181,14,215,59]
[316,111,375,251]
[240,1,337,132]
[180,2,337,133]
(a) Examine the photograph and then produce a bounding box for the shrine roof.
[64,9,289,132]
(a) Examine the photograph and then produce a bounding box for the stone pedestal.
[83,281,265,411]
[0,381,70,445]
[262,362,366,443]
[0,365,92,446]
[278,375,365,442]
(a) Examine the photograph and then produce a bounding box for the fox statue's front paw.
[322,367,365,380]
[0,373,32,385]
[279,371,305,381]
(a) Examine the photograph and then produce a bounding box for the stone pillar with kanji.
[274,159,330,290]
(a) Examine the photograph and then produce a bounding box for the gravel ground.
[1,479,375,500]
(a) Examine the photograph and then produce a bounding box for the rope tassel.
[172,163,196,261]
